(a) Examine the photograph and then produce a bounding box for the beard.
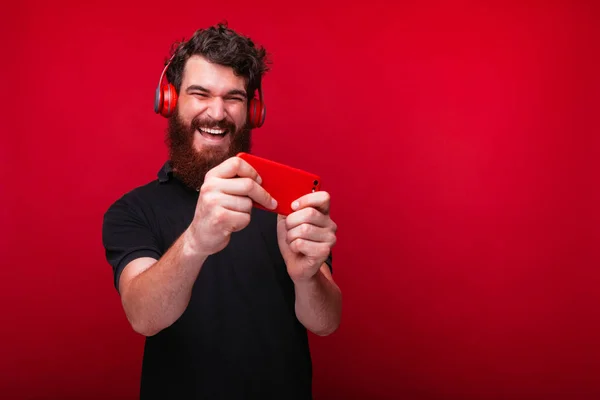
[165,111,252,190]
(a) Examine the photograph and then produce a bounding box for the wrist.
[182,227,209,260]
[292,267,324,288]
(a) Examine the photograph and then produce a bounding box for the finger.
[286,223,335,245]
[203,191,253,213]
[285,207,330,230]
[208,178,277,210]
[246,181,278,210]
[220,209,252,233]
[289,238,331,259]
[205,156,262,184]
[291,191,331,215]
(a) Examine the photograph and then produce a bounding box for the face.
[166,55,252,190]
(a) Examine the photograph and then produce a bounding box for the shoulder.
[103,161,182,221]
[104,180,161,221]
[101,178,169,291]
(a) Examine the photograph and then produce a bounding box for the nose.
[206,97,226,121]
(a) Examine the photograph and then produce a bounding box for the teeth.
[200,127,225,135]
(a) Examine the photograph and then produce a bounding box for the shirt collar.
[157,161,173,183]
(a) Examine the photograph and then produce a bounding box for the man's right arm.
[117,228,208,336]
[105,156,277,337]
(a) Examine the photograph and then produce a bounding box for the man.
[102,23,342,399]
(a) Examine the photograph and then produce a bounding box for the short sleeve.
[102,197,162,292]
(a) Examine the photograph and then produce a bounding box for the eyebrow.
[185,85,247,98]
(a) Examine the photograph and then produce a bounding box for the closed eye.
[185,85,247,102]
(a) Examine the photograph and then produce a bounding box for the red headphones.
[154,52,266,128]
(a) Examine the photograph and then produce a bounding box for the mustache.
[191,116,237,133]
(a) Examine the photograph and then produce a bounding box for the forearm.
[294,265,342,336]
[121,228,208,336]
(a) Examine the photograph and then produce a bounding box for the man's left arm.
[276,192,342,336]
[293,262,342,336]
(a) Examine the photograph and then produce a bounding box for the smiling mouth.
[199,126,227,135]
[197,126,230,141]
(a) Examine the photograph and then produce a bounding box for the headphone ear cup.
[248,98,266,128]
[161,84,178,118]
[154,86,163,114]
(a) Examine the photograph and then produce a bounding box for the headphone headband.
[158,53,176,90]
[153,47,265,127]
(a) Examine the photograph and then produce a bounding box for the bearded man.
[102,23,341,399]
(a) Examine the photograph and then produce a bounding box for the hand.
[188,156,277,256]
[277,191,337,283]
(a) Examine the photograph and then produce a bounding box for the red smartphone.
[236,152,321,216]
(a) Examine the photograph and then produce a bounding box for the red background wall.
[2,1,599,399]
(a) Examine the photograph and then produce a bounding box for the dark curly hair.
[165,22,270,98]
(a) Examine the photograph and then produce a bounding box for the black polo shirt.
[102,161,332,399]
